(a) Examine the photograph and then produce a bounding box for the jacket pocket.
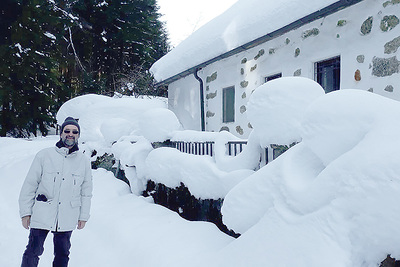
[72,173,84,185]
[39,171,57,199]
[71,199,82,208]
[72,173,84,197]
[68,198,81,229]
[31,200,54,227]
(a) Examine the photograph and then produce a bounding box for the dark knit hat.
[61,117,80,133]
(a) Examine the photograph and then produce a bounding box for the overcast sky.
[157,0,238,47]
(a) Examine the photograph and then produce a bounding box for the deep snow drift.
[2,77,400,266]
[219,89,400,266]
[0,137,232,267]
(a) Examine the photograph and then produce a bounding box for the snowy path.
[0,137,233,267]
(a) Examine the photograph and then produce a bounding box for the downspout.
[194,68,206,131]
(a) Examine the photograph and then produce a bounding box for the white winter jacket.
[19,144,93,231]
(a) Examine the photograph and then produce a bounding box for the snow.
[35,51,46,56]
[220,86,400,266]
[44,32,56,40]
[150,0,338,82]
[97,1,108,7]
[3,77,400,266]
[0,137,232,267]
[138,108,182,143]
[56,94,171,145]
[247,76,325,147]
[145,147,254,199]
[14,43,31,55]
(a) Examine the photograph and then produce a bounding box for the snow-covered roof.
[150,0,362,84]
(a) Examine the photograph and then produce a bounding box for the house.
[150,0,400,139]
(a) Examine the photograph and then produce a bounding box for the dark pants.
[21,228,72,267]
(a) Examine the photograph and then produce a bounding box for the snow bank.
[0,137,234,267]
[138,108,182,143]
[49,78,400,266]
[56,94,110,123]
[219,89,400,266]
[145,147,254,199]
[247,76,325,146]
[170,129,239,142]
[111,136,154,195]
[56,94,178,145]
[57,93,254,199]
[72,169,234,267]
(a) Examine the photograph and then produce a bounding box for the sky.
[157,0,238,47]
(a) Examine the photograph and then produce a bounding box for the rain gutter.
[194,68,206,131]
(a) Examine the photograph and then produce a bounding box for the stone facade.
[166,0,400,138]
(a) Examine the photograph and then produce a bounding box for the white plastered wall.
[168,0,400,138]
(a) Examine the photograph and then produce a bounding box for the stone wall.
[183,0,400,138]
[143,180,240,238]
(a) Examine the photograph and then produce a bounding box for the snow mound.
[52,81,400,266]
[138,108,182,143]
[100,118,133,144]
[56,94,110,123]
[145,147,254,199]
[56,95,169,144]
[111,136,154,194]
[247,77,325,146]
[220,89,400,266]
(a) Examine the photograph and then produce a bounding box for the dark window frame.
[314,56,341,93]
[264,72,282,83]
[222,86,235,123]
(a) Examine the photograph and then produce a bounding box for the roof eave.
[155,0,363,87]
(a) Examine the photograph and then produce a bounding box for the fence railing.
[171,140,252,158]
[171,141,215,156]
[227,141,247,156]
[170,140,295,168]
[171,140,269,167]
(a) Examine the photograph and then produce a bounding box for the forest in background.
[0,0,170,137]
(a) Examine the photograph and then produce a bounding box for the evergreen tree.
[0,0,169,137]
[70,0,169,95]
[0,0,72,137]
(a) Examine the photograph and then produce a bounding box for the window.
[223,86,235,123]
[265,73,282,83]
[315,56,340,93]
